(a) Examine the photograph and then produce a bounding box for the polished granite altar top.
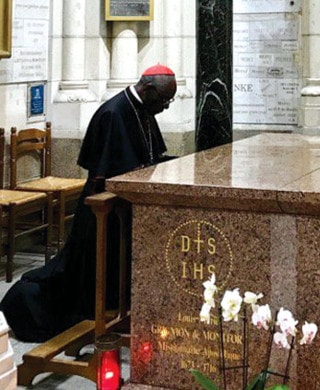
[106,133,320,214]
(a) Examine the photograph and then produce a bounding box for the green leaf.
[265,385,290,390]
[190,369,221,390]
[246,371,269,390]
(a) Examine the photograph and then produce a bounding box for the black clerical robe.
[0,87,169,342]
[78,87,167,176]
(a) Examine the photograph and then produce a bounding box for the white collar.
[130,85,143,104]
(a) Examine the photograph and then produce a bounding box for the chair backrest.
[10,122,52,189]
[0,128,5,189]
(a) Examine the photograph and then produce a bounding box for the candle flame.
[105,372,114,379]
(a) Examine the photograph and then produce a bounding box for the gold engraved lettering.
[192,330,201,341]
[151,324,170,339]
[170,327,190,338]
[180,359,196,370]
[181,261,187,278]
[181,360,217,373]
[181,235,190,252]
[207,237,216,254]
[203,347,219,359]
[158,341,201,355]
[202,362,217,373]
[203,330,219,341]
[166,220,234,297]
[224,351,241,360]
[180,234,216,255]
[181,263,218,281]
[193,235,204,253]
[223,333,243,345]
[202,330,242,345]
[210,317,219,326]
[208,264,216,275]
[178,312,199,324]
[193,262,204,279]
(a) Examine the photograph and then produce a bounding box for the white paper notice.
[0,0,49,83]
[234,0,301,14]
[233,13,301,125]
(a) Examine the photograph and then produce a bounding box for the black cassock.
[0,87,171,342]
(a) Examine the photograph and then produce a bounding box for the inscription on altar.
[150,311,243,376]
[165,220,234,296]
[133,219,243,384]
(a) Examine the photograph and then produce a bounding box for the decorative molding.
[54,81,97,103]
[301,79,320,96]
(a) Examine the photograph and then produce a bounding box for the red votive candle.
[96,333,122,390]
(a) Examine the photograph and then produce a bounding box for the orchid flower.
[276,308,298,336]
[251,304,272,330]
[197,274,318,390]
[244,291,263,306]
[300,321,318,345]
[203,273,217,308]
[200,302,212,324]
[221,288,243,322]
[274,331,291,349]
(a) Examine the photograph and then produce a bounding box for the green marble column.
[196,0,233,151]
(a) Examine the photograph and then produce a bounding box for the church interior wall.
[0,0,319,182]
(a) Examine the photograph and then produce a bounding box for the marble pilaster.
[103,22,139,100]
[195,0,233,151]
[300,0,320,132]
[54,0,96,103]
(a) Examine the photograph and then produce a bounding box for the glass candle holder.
[96,333,122,390]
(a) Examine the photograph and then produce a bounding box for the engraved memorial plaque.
[105,0,153,21]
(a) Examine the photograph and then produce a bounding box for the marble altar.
[106,133,320,389]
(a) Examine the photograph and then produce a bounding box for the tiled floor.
[0,253,130,389]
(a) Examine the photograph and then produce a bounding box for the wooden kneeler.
[18,192,131,385]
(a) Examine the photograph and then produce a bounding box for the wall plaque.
[0,0,13,59]
[27,82,46,122]
[105,0,154,21]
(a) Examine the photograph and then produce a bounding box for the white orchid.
[197,274,318,390]
[244,291,263,305]
[274,331,291,349]
[276,308,298,336]
[221,288,243,322]
[203,273,217,307]
[203,272,216,290]
[200,302,212,324]
[251,304,272,330]
[300,321,318,345]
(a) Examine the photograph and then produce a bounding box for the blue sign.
[30,84,45,116]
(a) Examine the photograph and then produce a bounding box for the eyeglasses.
[153,87,175,106]
[161,97,175,106]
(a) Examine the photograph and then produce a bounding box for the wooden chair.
[17,192,131,385]
[0,128,53,282]
[10,122,86,251]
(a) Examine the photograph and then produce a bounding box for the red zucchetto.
[142,63,175,76]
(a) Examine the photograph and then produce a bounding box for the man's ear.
[141,84,157,103]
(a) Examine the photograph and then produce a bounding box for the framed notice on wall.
[0,0,13,58]
[27,83,46,122]
[105,0,154,21]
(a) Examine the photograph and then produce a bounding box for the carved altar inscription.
[132,219,243,387]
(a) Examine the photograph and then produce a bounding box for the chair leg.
[57,193,66,251]
[0,206,3,265]
[45,193,53,263]
[7,206,16,282]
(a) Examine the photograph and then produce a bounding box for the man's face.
[144,79,177,115]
